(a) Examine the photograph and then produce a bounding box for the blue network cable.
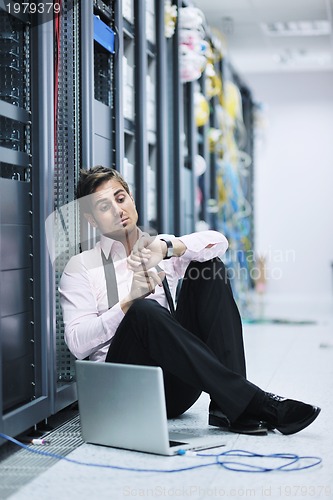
[0,432,322,474]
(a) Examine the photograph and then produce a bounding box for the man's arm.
[127,230,228,278]
[170,230,229,278]
[59,256,124,360]
[128,230,228,268]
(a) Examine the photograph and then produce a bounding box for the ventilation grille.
[0,415,82,499]
[54,0,81,382]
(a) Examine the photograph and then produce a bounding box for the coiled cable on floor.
[0,433,322,474]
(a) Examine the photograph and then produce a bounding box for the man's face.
[86,179,138,239]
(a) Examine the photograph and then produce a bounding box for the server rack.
[213,59,256,303]
[114,0,176,234]
[113,0,205,237]
[0,6,53,440]
[167,0,187,236]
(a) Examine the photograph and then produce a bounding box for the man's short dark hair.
[77,166,130,212]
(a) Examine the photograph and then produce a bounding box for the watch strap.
[160,238,174,259]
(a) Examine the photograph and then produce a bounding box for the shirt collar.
[100,235,114,259]
[100,228,143,260]
[100,235,125,260]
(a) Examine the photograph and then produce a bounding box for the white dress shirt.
[59,230,228,362]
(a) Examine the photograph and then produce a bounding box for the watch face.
[167,242,174,258]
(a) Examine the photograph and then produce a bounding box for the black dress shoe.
[209,410,268,436]
[259,393,321,435]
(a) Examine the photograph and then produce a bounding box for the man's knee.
[117,299,165,340]
[183,258,227,283]
[126,298,163,318]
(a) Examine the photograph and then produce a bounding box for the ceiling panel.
[250,0,328,22]
[193,0,333,73]
[195,0,257,23]
[267,35,332,51]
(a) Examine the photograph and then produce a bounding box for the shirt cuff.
[179,231,228,262]
[178,230,228,255]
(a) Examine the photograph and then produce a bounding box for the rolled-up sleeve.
[59,256,124,360]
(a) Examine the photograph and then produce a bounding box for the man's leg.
[106,298,260,422]
[176,258,246,376]
[176,258,248,416]
[174,259,321,435]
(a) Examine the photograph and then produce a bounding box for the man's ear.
[84,213,97,228]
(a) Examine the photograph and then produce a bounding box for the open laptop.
[75,360,226,456]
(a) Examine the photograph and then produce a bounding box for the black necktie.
[101,250,119,309]
[156,264,175,316]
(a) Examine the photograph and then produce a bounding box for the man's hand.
[127,234,165,271]
[120,269,165,314]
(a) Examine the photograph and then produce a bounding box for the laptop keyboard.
[169,440,188,447]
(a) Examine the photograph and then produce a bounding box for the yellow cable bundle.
[208,127,223,153]
[164,0,178,38]
[194,90,210,127]
[222,80,243,125]
[206,71,222,99]
[217,173,227,206]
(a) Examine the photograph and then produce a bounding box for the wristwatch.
[160,238,174,259]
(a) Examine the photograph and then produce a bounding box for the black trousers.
[106,259,262,422]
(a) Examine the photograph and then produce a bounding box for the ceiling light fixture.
[274,48,331,66]
[261,20,331,37]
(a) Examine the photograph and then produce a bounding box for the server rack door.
[0,7,51,439]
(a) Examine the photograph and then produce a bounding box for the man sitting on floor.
[59,166,321,436]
